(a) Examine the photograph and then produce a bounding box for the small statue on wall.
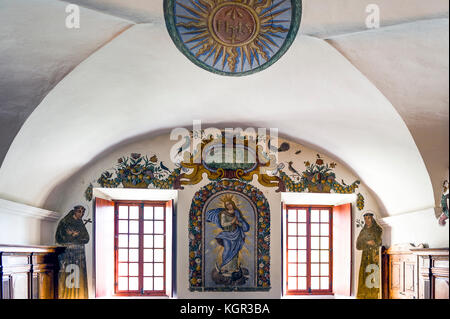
[356,212,383,299]
[55,205,90,299]
[438,180,449,226]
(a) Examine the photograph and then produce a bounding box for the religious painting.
[205,192,255,287]
[164,0,302,76]
[356,211,383,299]
[189,180,270,291]
[55,205,90,299]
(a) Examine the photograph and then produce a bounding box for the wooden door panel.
[433,277,449,299]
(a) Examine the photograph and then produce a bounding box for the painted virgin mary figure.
[55,205,90,299]
[356,212,383,299]
[206,196,250,284]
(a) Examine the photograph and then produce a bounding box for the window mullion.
[138,204,144,295]
[307,207,311,293]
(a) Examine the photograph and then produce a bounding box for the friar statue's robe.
[55,212,90,299]
[356,223,382,299]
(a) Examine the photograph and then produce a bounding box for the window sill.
[97,295,171,299]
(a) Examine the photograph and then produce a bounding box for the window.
[285,206,333,295]
[114,201,167,296]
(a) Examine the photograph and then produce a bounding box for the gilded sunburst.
[165,0,302,75]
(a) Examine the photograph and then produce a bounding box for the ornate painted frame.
[189,179,271,291]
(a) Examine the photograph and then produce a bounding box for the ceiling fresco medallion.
[164,0,302,76]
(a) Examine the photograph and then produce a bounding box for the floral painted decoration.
[189,179,271,291]
[84,153,182,201]
[277,155,364,209]
[356,193,365,211]
[84,183,93,202]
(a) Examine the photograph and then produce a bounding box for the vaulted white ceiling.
[0,0,448,218]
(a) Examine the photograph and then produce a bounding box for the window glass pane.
[321,263,329,276]
[297,237,306,249]
[143,277,153,290]
[144,235,153,248]
[154,207,164,220]
[118,277,128,291]
[311,210,320,222]
[288,263,297,276]
[311,277,320,290]
[287,210,296,222]
[129,277,139,291]
[298,277,307,290]
[144,263,153,276]
[288,277,297,290]
[154,235,164,248]
[298,250,307,263]
[297,264,307,276]
[321,250,329,263]
[154,263,164,276]
[321,210,329,222]
[311,250,319,262]
[118,235,128,248]
[118,206,128,219]
[311,264,319,276]
[320,237,329,249]
[118,263,128,276]
[288,250,297,263]
[154,249,164,263]
[154,221,164,234]
[118,249,128,262]
[144,249,153,262]
[118,221,128,234]
[144,221,153,234]
[129,263,139,276]
[320,223,329,236]
[154,277,164,290]
[144,206,154,220]
[297,210,307,222]
[129,206,139,219]
[287,237,297,250]
[311,237,320,249]
[129,221,139,234]
[129,235,139,248]
[287,223,296,236]
[311,224,319,236]
[321,277,329,290]
[129,249,139,262]
[297,223,306,236]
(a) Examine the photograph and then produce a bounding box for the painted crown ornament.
[164,0,302,76]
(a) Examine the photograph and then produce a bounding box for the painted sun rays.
[171,0,295,74]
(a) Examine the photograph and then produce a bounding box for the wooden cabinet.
[383,245,449,299]
[0,245,63,299]
[412,248,449,299]
[384,245,418,299]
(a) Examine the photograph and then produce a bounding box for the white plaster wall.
[66,0,449,38]
[0,22,432,219]
[0,0,132,164]
[383,208,449,248]
[327,18,449,217]
[45,132,383,298]
[0,203,59,246]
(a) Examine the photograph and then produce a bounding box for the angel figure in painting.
[356,212,383,299]
[206,195,250,285]
[55,205,90,299]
